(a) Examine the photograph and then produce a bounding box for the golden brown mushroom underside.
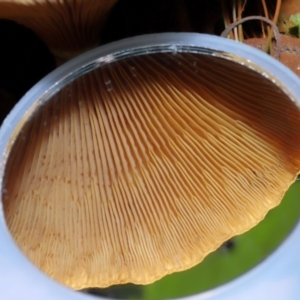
[0,0,117,59]
[3,53,300,289]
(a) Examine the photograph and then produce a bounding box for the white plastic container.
[1,33,300,300]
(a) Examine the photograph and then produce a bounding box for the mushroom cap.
[3,52,300,289]
[0,0,117,61]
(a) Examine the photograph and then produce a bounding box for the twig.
[221,16,281,59]
[261,0,269,19]
[232,0,239,41]
[263,0,282,55]
[237,0,246,41]
[273,0,282,24]
[222,0,235,39]
[261,0,269,37]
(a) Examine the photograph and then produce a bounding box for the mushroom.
[3,52,300,290]
[0,0,118,62]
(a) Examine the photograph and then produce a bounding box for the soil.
[245,35,300,77]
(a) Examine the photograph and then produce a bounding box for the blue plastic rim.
[1,33,300,300]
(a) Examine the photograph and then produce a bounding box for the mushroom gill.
[3,52,300,289]
[0,0,117,61]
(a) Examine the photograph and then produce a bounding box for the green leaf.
[289,13,300,38]
[290,13,300,26]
